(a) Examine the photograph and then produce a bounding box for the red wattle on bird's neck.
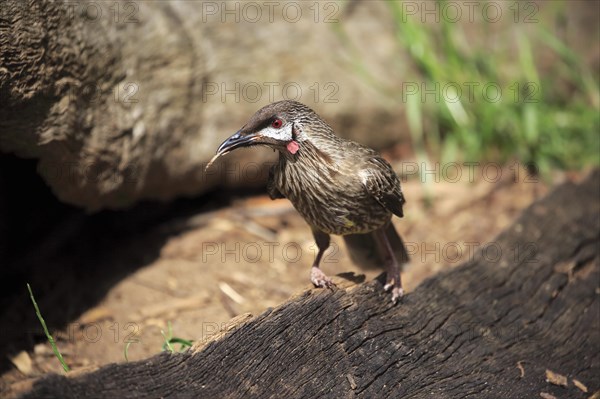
[287,140,300,154]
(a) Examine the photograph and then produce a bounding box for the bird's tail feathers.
[343,222,409,270]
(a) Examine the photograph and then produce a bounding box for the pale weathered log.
[0,0,409,210]
[21,171,599,398]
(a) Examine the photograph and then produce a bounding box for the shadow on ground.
[0,153,260,374]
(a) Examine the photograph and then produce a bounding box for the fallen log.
[22,171,599,398]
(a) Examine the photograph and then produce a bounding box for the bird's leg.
[310,229,335,289]
[374,226,404,303]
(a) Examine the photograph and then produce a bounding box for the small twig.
[218,282,246,304]
[516,361,526,378]
[231,214,277,241]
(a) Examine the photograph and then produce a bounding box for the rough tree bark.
[20,173,599,398]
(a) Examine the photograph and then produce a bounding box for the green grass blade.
[26,283,70,372]
[124,341,132,362]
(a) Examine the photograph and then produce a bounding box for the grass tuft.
[161,321,193,353]
[336,0,599,176]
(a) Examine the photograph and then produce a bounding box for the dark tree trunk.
[21,172,600,398]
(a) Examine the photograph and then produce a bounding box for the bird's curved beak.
[215,130,259,156]
[205,130,260,171]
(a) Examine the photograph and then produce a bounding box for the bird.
[206,100,409,303]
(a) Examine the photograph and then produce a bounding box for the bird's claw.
[384,279,404,304]
[311,267,336,289]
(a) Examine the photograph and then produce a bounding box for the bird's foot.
[384,279,404,304]
[311,266,336,289]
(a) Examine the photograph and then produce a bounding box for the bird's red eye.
[271,119,283,129]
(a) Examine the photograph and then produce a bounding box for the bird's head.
[206,101,325,169]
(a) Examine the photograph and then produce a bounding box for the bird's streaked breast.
[273,141,391,235]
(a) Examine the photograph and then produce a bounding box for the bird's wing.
[267,165,285,200]
[361,156,405,217]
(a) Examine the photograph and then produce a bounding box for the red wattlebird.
[207,100,409,303]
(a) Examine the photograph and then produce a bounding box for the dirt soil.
[3,161,580,396]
